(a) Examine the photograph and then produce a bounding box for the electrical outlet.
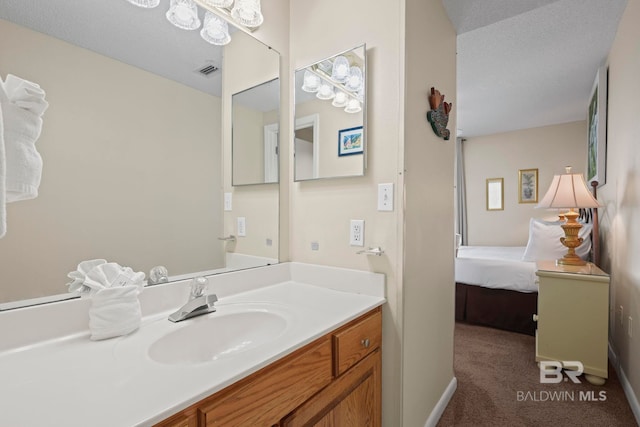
[237,217,246,237]
[629,316,633,338]
[311,241,319,251]
[378,183,394,211]
[350,220,365,246]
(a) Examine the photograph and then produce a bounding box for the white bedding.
[455,246,538,293]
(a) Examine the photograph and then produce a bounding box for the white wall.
[463,121,587,246]
[599,0,640,417]
[0,19,223,303]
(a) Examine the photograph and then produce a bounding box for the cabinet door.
[282,349,381,427]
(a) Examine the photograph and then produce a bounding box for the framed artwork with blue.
[338,126,363,156]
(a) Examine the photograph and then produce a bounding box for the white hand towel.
[83,262,146,293]
[0,74,48,203]
[88,285,142,341]
[66,259,108,293]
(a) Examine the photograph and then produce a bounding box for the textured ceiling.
[443,0,628,137]
[0,0,227,96]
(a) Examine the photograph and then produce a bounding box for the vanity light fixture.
[200,11,231,45]
[345,66,363,91]
[332,91,349,107]
[126,0,160,8]
[125,0,264,46]
[344,98,362,114]
[316,81,336,100]
[302,70,321,92]
[331,56,351,83]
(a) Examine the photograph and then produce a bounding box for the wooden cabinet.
[155,307,382,427]
[535,261,609,385]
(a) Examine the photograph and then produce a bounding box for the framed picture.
[338,126,364,156]
[587,66,608,186]
[518,168,538,203]
[486,178,504,211]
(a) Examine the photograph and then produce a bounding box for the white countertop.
[0,263,385,426]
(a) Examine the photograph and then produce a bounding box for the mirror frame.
[293,44,366,182]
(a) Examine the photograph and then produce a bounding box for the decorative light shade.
[200,11,231,45]
[537,166,601,265]
[344,98,362,113]
[331,56,351,83]
[316,82,335,100]
[332,91,349,107]
[201,0,234,7]
[301,70,321,92]
[344,66,363,91]
[126,0,160,8]
[231,0,264,28]
[166,0,201,30]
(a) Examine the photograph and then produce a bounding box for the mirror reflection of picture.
[338,126,363,156]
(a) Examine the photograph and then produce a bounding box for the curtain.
[455,137,467,245]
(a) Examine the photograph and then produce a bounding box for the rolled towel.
[84,262,146,293]
[0,74,48,203]
[88,285,142,340]
[66,259,108,294]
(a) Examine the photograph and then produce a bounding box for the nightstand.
[535,261,610,385]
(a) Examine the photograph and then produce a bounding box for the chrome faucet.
[168,276,218,322]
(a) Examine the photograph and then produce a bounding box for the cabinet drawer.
[333,309,382,376]
[199,337,333,427]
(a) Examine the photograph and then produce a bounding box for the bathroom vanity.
[0,263,385,427]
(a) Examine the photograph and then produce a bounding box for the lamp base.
[558,209,587,266]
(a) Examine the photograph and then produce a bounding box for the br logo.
[539,361,584,384]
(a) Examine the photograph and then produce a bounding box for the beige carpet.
[438,322,638,427]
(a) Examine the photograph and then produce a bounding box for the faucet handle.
[190,276,208,299]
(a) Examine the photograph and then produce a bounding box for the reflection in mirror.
[232,78,280,186]
[294,45,366,181]
[486,178,504,211]
[0,2,279,310]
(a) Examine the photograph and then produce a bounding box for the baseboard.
[424,376,457,427]
[609,342,640,425]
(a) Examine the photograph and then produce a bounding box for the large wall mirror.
[294,45,366,181]
[0,1,280,309]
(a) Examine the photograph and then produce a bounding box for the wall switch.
[224,193,232,211]
[237,217,246,237]
[311,241,320,251]
[378,183,394,211]
[350,220,365,246]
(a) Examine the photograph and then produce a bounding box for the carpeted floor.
[438,322,638,427]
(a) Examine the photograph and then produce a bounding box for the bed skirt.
[455,283,537,336]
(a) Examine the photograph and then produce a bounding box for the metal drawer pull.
[361,338,370,348]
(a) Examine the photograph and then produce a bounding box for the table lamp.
[537,166,601,265]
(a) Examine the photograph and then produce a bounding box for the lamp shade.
[537,167,600,209]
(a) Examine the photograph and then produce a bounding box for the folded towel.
[66,259,108,293]
[88,285,142,341]
[0,74,48,203]
[84,262,146,292]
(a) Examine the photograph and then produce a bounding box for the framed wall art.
[518,168,538,204]
[338,126,363,156]
[486,178,504,211]
[587,66,608,186]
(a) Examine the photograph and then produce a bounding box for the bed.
[455,183,601,336]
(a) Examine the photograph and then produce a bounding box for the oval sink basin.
[148,310,288,365]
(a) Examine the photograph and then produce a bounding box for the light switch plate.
[378,183,393,211]
[224,193,232,211]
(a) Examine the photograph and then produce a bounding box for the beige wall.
[599,0,640,414]
[463,121,587,246]
[0,19,223,303]
[290,0,456,425]
[232,105,264,185]
[402,0,457,424]
[223,30,279,260]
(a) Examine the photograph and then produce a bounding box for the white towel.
[66,259,108,294]
[88,285,142,341]
[1,74,49,203]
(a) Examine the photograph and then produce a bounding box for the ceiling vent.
[196,64,219,77]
